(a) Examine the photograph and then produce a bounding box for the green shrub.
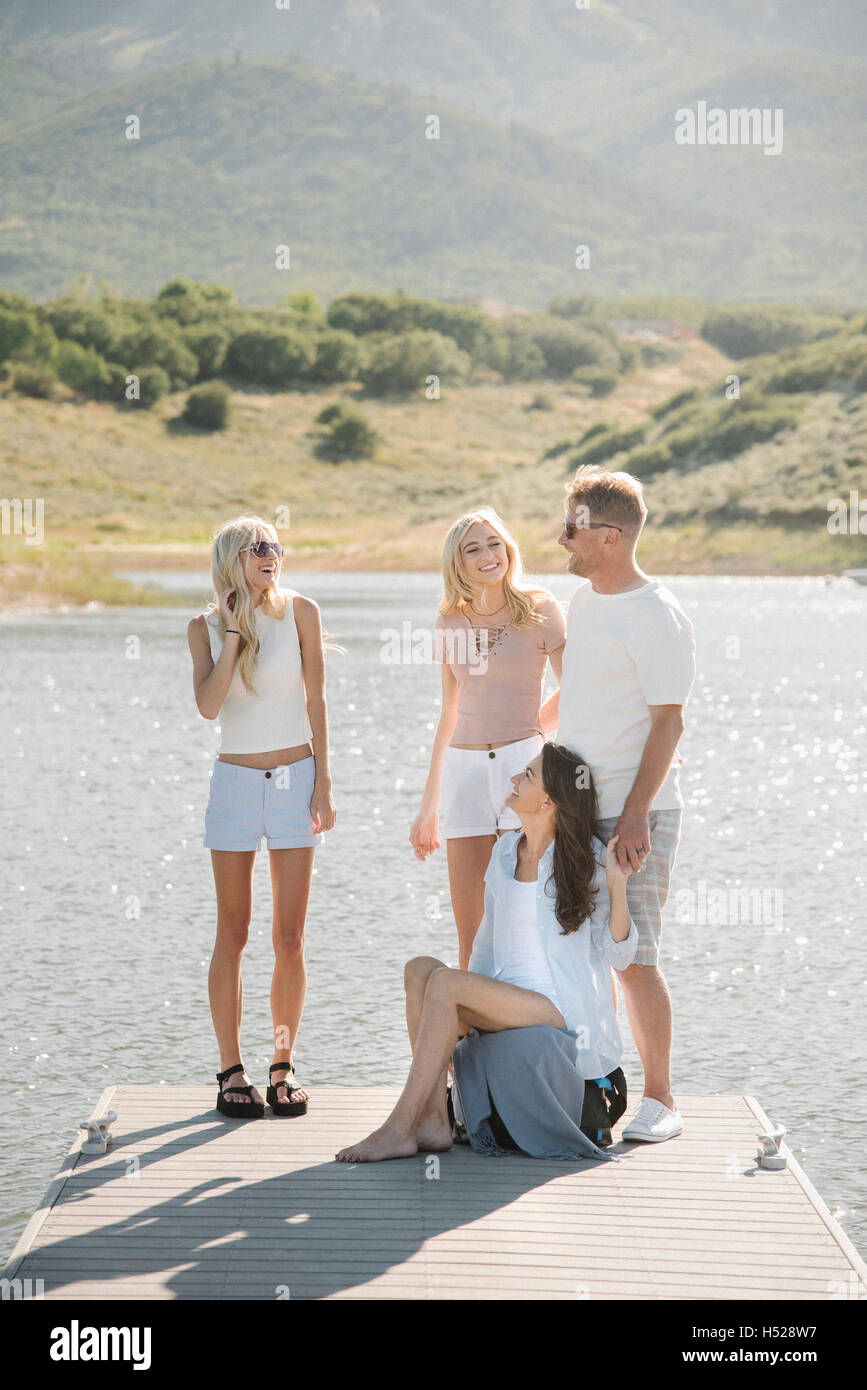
[0,309,41,364]
[424,305,497,359]
[852,360,867,392]
[525,315,619,377]
[317,405,380,460]
[42,298,125,358]
[182,324,230,380]
[487,331,546,381]
[53,340,115,396]
[225,329,316,386]
[12,362,57,398]
[135,365,171,407]
[116,323,199,388]
[624,442,673,475]
[543,437,579,460]
[707,402,803,455]
[651,386,701,419]
[570,423,647,466]
[660,424,702,461]
[182,381,232,430]
[834,336,867,374]
[701,306,844,359]
[764,359,835,393]
[359,329,470,395]
[547,295,602,320]
[312,329,361,384]
[577,421,610,444]
[327,292,413,336]
[282,291,325,319]
[571,365,619,396]
[0,291,33,313]
[316,401,348,426]
[155,279,236,325]
[527,390,554,411]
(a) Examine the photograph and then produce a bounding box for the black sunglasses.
[243,540,284,558]
[563,517,623,538]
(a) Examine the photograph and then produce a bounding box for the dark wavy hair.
[540,742,602,935]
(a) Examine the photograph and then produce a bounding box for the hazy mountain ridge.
[0,2,863,303]
[0,54,761,305]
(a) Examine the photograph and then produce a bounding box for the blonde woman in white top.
[187,516,336,1119]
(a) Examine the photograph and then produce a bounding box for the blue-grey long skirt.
[451,1024,620,1162]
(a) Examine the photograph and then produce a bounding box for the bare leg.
[208,850,262,1105]
[269,847,315,1104]
[446,835,496,968]
[617,962,675,1110]
[336,967,565,1162]
[403,956,451,1151]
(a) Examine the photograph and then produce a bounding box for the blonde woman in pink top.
[410,507,566,966]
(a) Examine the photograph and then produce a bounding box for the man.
[540,465,696,1142]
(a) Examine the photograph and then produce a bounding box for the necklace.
[467,598,510,620]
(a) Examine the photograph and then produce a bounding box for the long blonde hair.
[439,507,547,629]
[205,516,291,696]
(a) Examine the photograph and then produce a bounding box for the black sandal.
[216,1062,265,1119]
[267,1061,308,1117]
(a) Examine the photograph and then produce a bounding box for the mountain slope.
[0,1,862,304]
[0,53,81,132]
[0,54,754,306]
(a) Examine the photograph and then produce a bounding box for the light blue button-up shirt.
[468,831,638,1079]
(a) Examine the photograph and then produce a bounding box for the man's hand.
[613,808,650,873]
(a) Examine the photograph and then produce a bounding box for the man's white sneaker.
[622,1097,683,1143]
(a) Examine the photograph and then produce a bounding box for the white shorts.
[440,734,544,839]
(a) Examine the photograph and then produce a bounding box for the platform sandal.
[216,1062,265,1119]
[267,1061,308,1117]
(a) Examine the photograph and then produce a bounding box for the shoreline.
[1,552,858,617]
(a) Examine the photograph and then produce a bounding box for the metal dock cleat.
[79,1111,117,1155]
[756,1122,787,1170]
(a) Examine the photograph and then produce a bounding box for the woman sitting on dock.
[336,743,638,1163]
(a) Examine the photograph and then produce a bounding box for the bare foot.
[416,1113,453,1153]
[335,1121,418,1163]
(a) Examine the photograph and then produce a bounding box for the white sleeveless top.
[203,590,312,754]
[494,876,562,1011]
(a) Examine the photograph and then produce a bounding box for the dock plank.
[3,1086,865,1301]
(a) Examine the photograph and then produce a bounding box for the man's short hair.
[565,466,647,538]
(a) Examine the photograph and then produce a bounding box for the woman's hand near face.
[410,809,441,861]
[218,586,237,626]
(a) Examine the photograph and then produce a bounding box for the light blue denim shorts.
[203,756,323,852]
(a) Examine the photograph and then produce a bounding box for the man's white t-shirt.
[557,578,696,819]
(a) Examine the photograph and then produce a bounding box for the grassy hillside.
[0,2,863,304]
[0,54,80,133]
[0,55,718,306]
[3,329,865,611]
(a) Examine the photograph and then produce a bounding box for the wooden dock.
[4,1086,866,1300]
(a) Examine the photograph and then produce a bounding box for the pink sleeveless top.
[434,593,565,744]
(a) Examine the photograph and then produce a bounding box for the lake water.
[1,572,866,1264]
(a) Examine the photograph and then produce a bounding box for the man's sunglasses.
[562,516,623,538]
[243,540,284,558]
